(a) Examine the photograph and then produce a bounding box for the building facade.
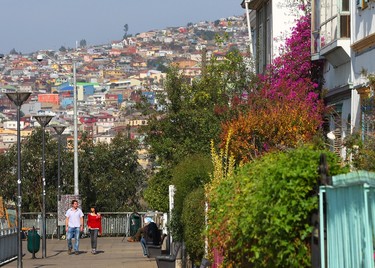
[311,0,375,157]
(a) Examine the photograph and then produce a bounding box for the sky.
[0,0,244,54]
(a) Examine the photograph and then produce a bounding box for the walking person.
[87,205,102,254]
[65,199,84,255]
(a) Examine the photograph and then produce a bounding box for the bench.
[155,241,181,268]
[146,234,167,258]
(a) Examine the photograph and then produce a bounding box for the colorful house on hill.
[58,82,101,108]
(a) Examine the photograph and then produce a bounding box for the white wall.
[324,62,352,90]
[272,0,304,58]
[352,2,375,42]
[3,121,25,130]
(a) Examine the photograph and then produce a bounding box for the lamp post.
[5,91,31,268]
[37,54,79,196]
[34,114,54,258]
[73,61,79,196]
[243,0,253,55]
[52,124,67,240]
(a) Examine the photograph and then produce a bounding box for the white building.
[3,120,25,130]
[242,0,303,73]
[311,0,375,157]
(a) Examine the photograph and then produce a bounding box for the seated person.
[128,217,161,257]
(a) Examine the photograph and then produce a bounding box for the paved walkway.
[3,237,157,268]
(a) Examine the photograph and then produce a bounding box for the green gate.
[320,171,375,268]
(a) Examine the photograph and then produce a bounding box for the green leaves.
[79,133,144,212]
[0,130,144,212]
[170,154,212,242]
[143,167,171,212]
[206,146,348,267]
[182,187,206,264]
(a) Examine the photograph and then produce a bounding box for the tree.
[144,50,252,167]
[0,128,62,212]
[79,39,87,48]
[9,48,18,55]
[0,130,144,212]
[78,133,144,212]
[143,167,171,212]
[123,24,129,39]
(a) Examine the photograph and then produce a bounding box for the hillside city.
[0,15,248,169]
[2,0,375,266]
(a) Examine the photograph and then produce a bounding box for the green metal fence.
[320,171,375,268]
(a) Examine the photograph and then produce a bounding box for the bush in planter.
[182,187,206,266]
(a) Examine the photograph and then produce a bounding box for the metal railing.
[0,212,166,265]
[0,228,17,266]
[21,212,164,238]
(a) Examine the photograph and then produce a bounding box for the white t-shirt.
[65,208,84,228]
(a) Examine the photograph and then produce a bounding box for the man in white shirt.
[65,199,84,255]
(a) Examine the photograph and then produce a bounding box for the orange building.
[38,94,59,105]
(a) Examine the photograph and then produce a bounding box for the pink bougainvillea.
[221,13,325,163]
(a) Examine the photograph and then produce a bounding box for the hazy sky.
[0,0,244,54]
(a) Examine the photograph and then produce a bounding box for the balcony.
[317,14,351,67]
[241,0,263,10]
[320,39,351,68]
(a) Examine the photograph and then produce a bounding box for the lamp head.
[37,54,43,62]
[34,111,55,127]
[5,91,32,107]
[50,120,68,135]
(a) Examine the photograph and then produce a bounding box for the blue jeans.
[140,237,148,256]
[67,227,80,251]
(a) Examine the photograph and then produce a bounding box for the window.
[340,15,350,38]
[256,1,272,73]
[361,97,375,138]
[318,0,350,48]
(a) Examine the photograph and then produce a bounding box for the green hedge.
[182,187,206,265]
[207,146,349,267]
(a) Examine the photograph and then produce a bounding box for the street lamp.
[242,0,253,56]
[37,54,79,196]
[52,123,67,240]
[72,61,79,196]
[34,114,54,258]
[5,91,31,268]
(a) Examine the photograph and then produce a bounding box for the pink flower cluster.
[256,14,323,124]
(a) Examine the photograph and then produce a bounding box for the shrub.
[182,187,206,265]
[170,154,212,242]
[207,145,349,267]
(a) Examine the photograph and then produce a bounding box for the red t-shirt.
[87,214,102,234]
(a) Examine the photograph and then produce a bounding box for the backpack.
[147,222,161,245]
